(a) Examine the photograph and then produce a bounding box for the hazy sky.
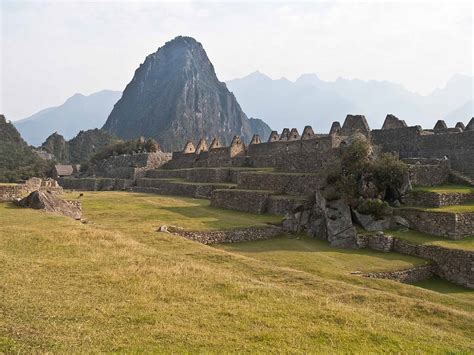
[1,0,472,121]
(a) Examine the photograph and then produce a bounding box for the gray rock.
[17,190,81,220]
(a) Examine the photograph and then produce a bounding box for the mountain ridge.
[14,90,122,146]
[102,36,271,151]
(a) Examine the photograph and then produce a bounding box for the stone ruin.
[47,113,474,288]
[17,190,82,220]
[0,177,63,202]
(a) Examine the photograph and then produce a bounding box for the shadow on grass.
[3,202,21,209]
[220,236,427,264]
[414,276,473,294]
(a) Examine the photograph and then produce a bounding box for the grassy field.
[412,184,474,194]
[1,191,473,352]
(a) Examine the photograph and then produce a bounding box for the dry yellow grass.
[0,191,473,352]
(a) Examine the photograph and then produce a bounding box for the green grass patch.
[412,184,474,194]
[422,201,474,213]
[414,276,473,302]
[67,191,281,230]
[388,229,474,251]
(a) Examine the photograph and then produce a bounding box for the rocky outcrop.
[103,36,271,151]
[283,192,358,249]
[42,129,119,164]
[355,265,435,284]
[17,190,81,220]
[352,210,409,232]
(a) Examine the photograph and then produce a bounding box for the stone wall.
[373,128,474,178]
[408,163,450,186]
[237,171,324,194]
[267,195,309,216]
[358,233,473,288]
[211,189,274,214]
[164,134,340,173]
[0,179,63,202]
[404,191,474,207]
[134,179,231,199]
[357,265,435,284]
[91,152,171,178]
[0,185,25,202]
[167,225,282,245]
[356,233,394,252]
[58,177,134,191]
[396,208,474,239]
[392,239,473,289]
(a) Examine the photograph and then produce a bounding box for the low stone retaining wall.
[358,233,473,288]
[136,178,232,199]
[357,265,435,284]
[392,239,473,289]
[167,225,282,245]
[211,189,275,214]
[146,169,188,179]
[267,195,310,216]
[0,185,25,202]
[356,233,394,252]
[132,184,215,199]
[58,177,134,191]
[396,208,474,239]
[404,191,474,207]
[237,172,324,195]
[407,163,450,186]
[185,168,232,183]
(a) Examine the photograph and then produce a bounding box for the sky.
[0,0,473,121]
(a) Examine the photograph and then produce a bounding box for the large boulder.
[283,191,358,249]
[308,191,358,248]
[352,209,409,232]
[17,190,81,220]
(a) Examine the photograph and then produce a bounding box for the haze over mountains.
[226,72,474,132]
[12,52,472,147]
[14,90,121,146]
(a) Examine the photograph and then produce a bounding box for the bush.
[90,137,161,162]
[357,198,390,219]
[325,138,408,203]
[340,137,371,175]
[370,153,408,192]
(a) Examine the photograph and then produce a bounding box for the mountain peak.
[103,37,271,151]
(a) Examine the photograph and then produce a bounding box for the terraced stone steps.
[211,188,311,215]
[236,171,324,195]
[405,186,474,207]
[145,167,273,184]
[134,178,236,199]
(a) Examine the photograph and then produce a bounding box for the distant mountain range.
[13,66,472,146]
[226,72,474,132]
[14,90,122,146]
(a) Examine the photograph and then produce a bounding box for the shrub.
[340,137,371,175]
[370,153,408,192]
[90,137,161,162]
[357,198,390,219]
